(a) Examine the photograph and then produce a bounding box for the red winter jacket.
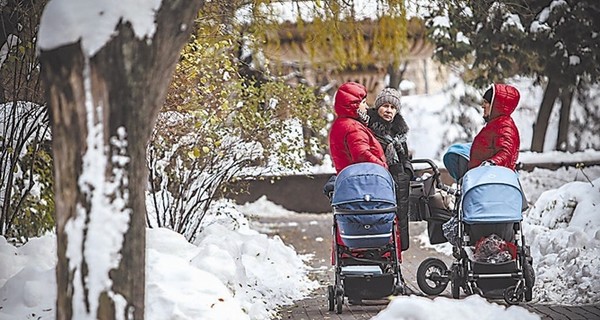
[329,82,387,173]
[468,83,520,170]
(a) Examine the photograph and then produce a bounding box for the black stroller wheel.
[335,294,343,314]
[525,287,533,302]
[327,285,335,311]
[450,267,460,299]
[450,280,460,299]
[524,261,535,297]
[523,258,535,302]
[417,258,449,295]
[503,285,523,305]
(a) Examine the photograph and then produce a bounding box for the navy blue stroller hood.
[331,162,396,209]
[331,163,397,248]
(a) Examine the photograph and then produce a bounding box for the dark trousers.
[394,173,410,251]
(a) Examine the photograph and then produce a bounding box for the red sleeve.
[346,129,388,168]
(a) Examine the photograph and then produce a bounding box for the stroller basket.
[472,260,519,296]
[464,247,519,296]
[343,273,395,300]
[462,166,523,224]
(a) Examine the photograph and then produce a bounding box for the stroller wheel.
[335,294,343,314]
[523,259,535,287]
[450,268,460,299]
[525,287,533,302]
[523,260,535,302]
[503,285,523,305]
[417,258,449,296]
[450,280,460,299]
[327,285,335,311]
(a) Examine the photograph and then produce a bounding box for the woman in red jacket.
[328,82,387,174]
[468,83,521,171]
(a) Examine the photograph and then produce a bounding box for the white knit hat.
[374,88,402,110]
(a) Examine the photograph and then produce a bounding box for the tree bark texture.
[531,77,560,152]
[386,62,407,90]
[556,87,574,151]
[40,1,204,319]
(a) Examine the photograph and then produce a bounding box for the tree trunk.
[531,77,560,152]
[39,1,203,319]
[386,62,407,90]
[556,86,574,151]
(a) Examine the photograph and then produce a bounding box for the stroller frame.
[414,158,534,305]
[449,185,534,303]
[326,163,407,314]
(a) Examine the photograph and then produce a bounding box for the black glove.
[323,175,336,199]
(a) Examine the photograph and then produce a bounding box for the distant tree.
[38,1,203,319]
[423,0,600,152]
[525,1,600,151]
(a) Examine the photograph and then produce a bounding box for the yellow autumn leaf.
[187,148,198,159]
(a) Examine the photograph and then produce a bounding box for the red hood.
[334,82,367,118]
[489,83,520,119]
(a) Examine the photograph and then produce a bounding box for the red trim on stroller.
[331,217,403,265]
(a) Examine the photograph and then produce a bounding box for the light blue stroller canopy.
[331,163,396,248]
[461,166,523,224]
[443,143,471,181]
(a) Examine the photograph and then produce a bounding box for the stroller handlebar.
[411,158,442,183]
[411,158,461,196]
[410,158,439,171]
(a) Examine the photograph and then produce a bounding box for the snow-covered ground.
[1,164,599,320]
[0,203,318,320]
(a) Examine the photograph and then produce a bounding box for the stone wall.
[225,169,454,213]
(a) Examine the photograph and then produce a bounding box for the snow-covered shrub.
[146,29,325,242]
[0,102,53,241]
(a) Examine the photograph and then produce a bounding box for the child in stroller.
[415,143,535,304]
[324,162,407,314]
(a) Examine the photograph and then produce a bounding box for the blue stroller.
[326,163,405,314]
[415,143,535,304]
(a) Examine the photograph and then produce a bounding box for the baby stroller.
[326,162,405,314]
[407,158,454,243]
[415,143,535,304]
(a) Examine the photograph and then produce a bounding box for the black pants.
[394,173,410,251]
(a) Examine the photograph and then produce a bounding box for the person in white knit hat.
[367,87,414,252]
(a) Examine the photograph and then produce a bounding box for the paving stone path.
[249,212,600,320]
